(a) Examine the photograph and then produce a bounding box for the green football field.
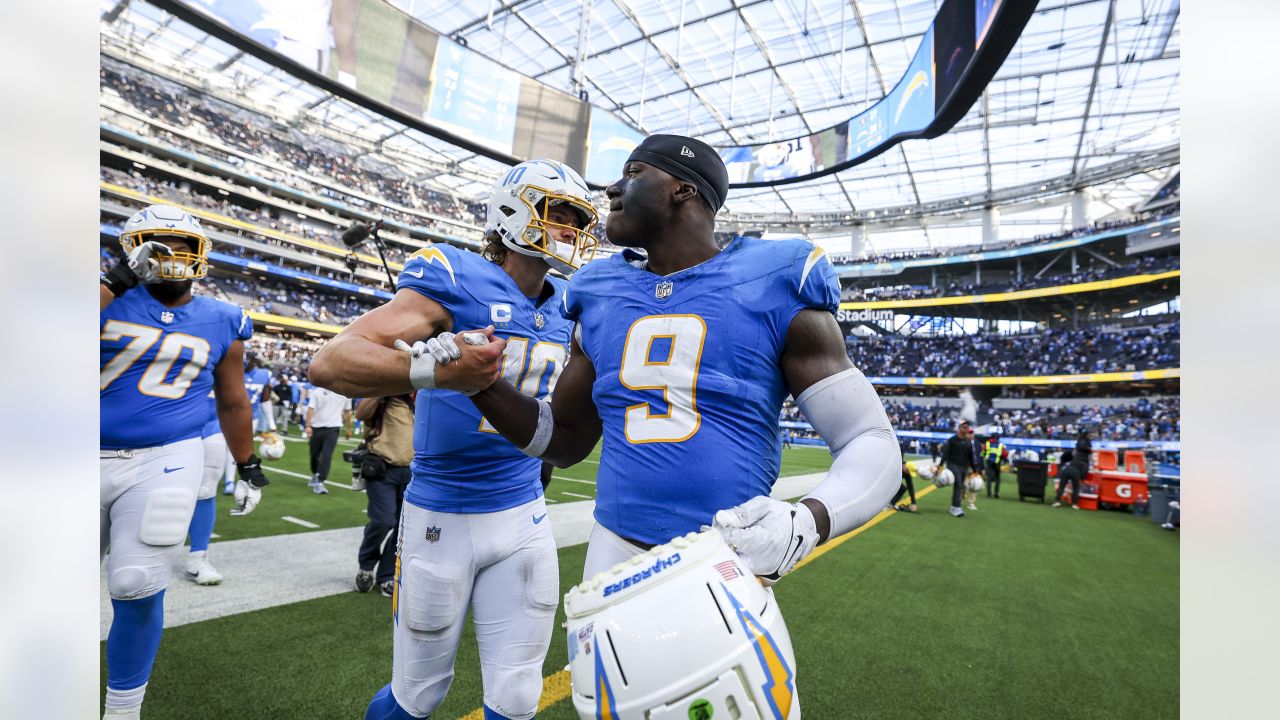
[103,436,1179,718]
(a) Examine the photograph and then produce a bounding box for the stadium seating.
[845,320,1179,377]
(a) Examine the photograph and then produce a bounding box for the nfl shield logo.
[160,311,175,324]
[425,526,441,543]
[534,312,546,329]
[655,281,674,299]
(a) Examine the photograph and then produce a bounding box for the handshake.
[395,326,506,395]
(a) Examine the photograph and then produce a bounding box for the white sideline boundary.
[99,472,827,638]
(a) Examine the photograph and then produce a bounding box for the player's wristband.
[518,399,554,458]
[100,261,139,297]
[237,454,270,488]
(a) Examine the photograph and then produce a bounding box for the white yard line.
[554,476,596,485]
[281,516,319,529]
[560,491,593,499]
[261,466,312,480]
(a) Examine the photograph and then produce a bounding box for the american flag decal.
[715,560,742,581]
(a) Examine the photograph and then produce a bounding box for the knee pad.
[401,558,465,637]
[139,488,197,546]
[200,435,227,500]
[109,564,167,600]
[198,462,222,500]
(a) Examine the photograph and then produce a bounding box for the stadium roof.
[99,0,1180,252]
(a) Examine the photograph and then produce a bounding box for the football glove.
[711,495,820,584]
[230,454,269,516]
[101,241,174,296]
[396,333,489,395]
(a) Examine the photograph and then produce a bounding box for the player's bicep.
[781,309,854,398]
[342,288,453,347]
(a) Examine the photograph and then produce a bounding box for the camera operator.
[351,393,414,597]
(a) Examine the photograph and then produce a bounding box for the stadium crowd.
[101,59,486,232]
[843,253,1179,302]
[824,204,1178,266]
[844,321,1179,377]
[101,165,421,266]
[100,244,377,326]
[781,396,1180,442]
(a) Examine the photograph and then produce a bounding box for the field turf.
[105,445,1179,719]
[207,432,834,542]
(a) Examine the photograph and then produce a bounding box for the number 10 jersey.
[563,237,841,546]
[397,244,573,514]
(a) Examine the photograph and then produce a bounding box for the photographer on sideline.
[351,393,415,597]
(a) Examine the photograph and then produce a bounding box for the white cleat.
[185,556,224,586]
[104,705,141,719]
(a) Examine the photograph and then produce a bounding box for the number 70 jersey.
[563,237,841,546]
[100,286,252,450]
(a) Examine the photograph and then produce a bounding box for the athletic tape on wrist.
[519,399,554,458]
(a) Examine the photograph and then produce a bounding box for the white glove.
[229,480,262,516]
[127,241,175,284]
[712,496,820,584]
[425,331,491,365]
[425,332,462,364]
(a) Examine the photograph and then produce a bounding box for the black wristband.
[237,453,271,488]
[101,261,139,297]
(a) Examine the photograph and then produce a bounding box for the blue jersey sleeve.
[790,243,841,317]
[234,306,253,342]
[397,244,470,318]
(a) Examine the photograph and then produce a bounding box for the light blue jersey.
[564,238,841,545]
[397,244,573,513]
[101,286,252,450]
[245,367,271,421]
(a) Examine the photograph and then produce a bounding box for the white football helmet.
[258,432,286,461]
[486,159,599,273]
[120,204,210,280]
[565,530,800,720]
[965,473,985,493]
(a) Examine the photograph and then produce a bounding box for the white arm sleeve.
[795,367,900,540]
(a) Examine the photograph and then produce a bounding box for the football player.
[185,396,227,586]
[224,351,273,495]
[250,352,278,435]
[100,204,270,719]
[436,134,900,585]
[308,159,597,720]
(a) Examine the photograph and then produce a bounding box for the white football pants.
[200,433,228,500]
[391,496,558,720]
[255,401,277,432]
[100,438,203,599]
[582,523,648,581]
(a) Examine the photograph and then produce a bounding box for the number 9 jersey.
[100,287,253,450]
[564,237,841,546]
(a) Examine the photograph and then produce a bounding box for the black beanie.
[626,134,730,213]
